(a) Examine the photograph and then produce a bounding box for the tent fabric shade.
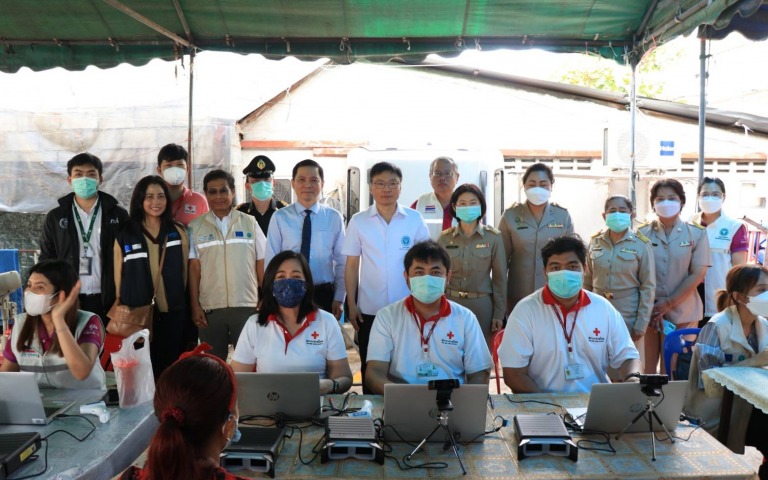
[0,0,762,72]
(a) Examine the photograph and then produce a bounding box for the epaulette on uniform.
[636,221,650,230]
[690,221,706,230]
[550,202,567,210]
[483,225,500,234]
[636,231,650,243]
[591,229,604,239]
[235,202,248,210]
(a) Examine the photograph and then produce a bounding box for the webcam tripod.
[616,393,674,461]
[405,406,466,475]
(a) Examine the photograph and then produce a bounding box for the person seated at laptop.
[684,264,768,470]
[121,343,248,480]
[1,260,105,390]
[365,240,493,394]
[230,251,352,394]
[498,235,641,393]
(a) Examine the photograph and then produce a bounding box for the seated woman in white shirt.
[1,260,106,390]
[231,250,352,394]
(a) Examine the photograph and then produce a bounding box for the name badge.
[679,241,693,247]
[548,223,564,228]
[445,244,459,249]
[620,248,637,254]
[131,243,142,251]
[516,225,529,230]
[417,362,439,377]
[565,364,585,380]
[79,256,93,276]
[475,242,489,249]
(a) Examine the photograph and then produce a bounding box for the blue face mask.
[409,275,446,304]
[456,205,482,223]
[272,278,306,308]
[251,181,273,201]
[547,270,583,299]
[71,177,98,200]
[605,212,632,233]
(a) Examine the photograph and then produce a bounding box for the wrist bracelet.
[331,379,339,394]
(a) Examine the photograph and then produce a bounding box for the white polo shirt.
[498,287,639,393]
[367,296,493,384]
[231,309,347,378]
[342,203,430,315]
[412,191,456,240]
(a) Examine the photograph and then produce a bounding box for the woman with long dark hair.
[121,344,246,480]
[231,250,352,394]
[1,260,106,389]
[113,175,190,378]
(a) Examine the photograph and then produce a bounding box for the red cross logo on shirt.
[593,328,601,337]
[311,331,319,339]
[447,331,454,339]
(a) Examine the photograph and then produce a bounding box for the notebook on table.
[0,372,75,425]
[382,383,489,443]
[567,380,688,433]
[235,372,320,421]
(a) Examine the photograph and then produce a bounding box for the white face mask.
[162,166,187,186]
[699,197,723,215]
[746,291,768,318]
[524,187,551,206]
[654,199,681,218]
[24,291,58,316]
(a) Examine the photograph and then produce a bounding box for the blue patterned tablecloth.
[2,389,157,480]
[236,393,755,479]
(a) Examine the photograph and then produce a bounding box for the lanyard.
[73,201,100,256]
[412,312,441,354]
[551,302,580,358]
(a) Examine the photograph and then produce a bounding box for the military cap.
[243,155,276,179]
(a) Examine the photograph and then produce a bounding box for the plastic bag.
[111,329,155,408]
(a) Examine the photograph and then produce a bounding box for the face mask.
[409,275,446,304]
[699,197,723,215]
[272,278,306,308]
[654,199,681,218]
[456,205,481,223]
[24,291,58,316]
[251,181,273,201]
[746,291,768,317]
[71,177,98,200]
[162,166,186,186]
[547,270,583,299]
[524,187,550,206]
[605,212,632,233]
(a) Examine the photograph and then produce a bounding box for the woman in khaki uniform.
[638,179,709,374]
[585,195,655,368]
[497,163,573,314]
[438,184,506,346]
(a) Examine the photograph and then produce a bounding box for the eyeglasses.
[371,181,401,190]
[700,192,724,199]
[206,188,231,196]
[430,170,455,179]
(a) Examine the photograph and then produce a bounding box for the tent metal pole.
[629,59,638,208]
[187,49,195,186]
[698,36,707,188]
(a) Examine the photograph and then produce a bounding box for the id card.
[564,364,585,380]
[79,256,93,276]
[416,362,439,377]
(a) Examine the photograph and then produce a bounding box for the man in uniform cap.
[236,155,288,236]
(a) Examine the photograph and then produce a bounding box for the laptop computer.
[235,372,320,421]
[0,372,75,426]
[567,380,687,434]
[383,383,489,443]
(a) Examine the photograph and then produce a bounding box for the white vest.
[694,213,744,316]
[10,311,106,390]
[414,191,456,240]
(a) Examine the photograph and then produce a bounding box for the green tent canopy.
[0,0,761,72]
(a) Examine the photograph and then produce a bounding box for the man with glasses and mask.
[344,162,430,392]
[156,143,208,227]
[365,240,492,394]
[498,236,640,393]
[411,156,459,240]
[236,155,288,236]
[188,169,266,360]
[265,159,346,318]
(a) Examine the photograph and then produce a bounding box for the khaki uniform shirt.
[498,202,573,313]
[438,224,507,320]
[637,217,710,324]
[584,229,656,333]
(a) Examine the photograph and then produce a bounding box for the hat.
[243,155,275,179]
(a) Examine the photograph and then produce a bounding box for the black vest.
[117,223,186,311]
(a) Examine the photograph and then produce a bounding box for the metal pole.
[697,36,707,188]
[629,58,638,208]
[187,49,195,186]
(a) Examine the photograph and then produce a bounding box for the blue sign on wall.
[660,140,675,157]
